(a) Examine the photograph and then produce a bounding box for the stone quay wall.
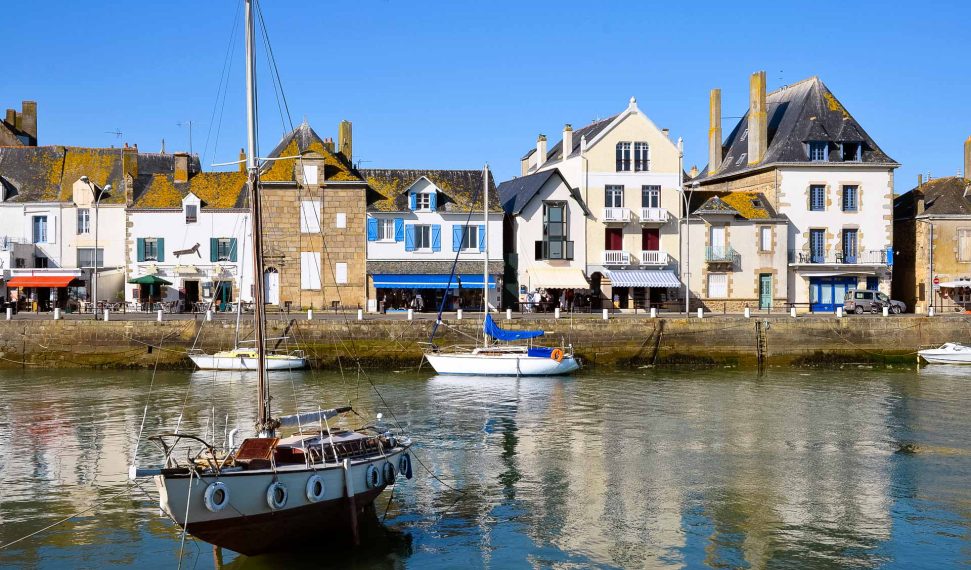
[0,315,961,370]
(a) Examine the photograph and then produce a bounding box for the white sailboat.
[424,166,580,377]
[130,1,412,555]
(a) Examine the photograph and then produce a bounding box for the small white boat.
[189,348,307,371]
[426,344,580,376]
[918,343,971,364]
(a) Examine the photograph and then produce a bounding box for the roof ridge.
[767,75,819,96]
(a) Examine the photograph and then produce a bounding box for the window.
[300,252,321,290]
[377,219,395,241]
[335,262,348,284]
[77,209,90,234]
[641,186,660,208]
[810,229,825,262]
[415,224,432,249]
[605,185,624,208]
[959,229,971,262]
[842,229,858,262]
[810,185,826,211]
[336,212,346,229]
[708,273,728,298]
[15,257,26,268]
[34,256,48,268]
[144,238,159,261]
[841,142,861,162]
[759,227,772,252]
[460,225,478,250]
[302,164,318,185]
[185,204,198,224]
[808,142,827,161]
[216,238,233,261]
[32,215,47,243]
[616,142,631,171]
[842,185,858,212]
[300,200,321,233]
[634,142,649,171]
[540,201,570,259]
[77,248,104,268]
[416,193,431,210]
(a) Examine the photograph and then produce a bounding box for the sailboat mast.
[244,0,272,435]
[483,164,489,347]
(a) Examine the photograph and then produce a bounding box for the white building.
[361,169,503,313]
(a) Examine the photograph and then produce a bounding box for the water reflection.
[1,367,970,568]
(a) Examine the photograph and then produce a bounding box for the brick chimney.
[748,71,767,165]
[20,100,37,146]
[964,135,971,180]
[238,148,246,173]
[536,134,547,168]
[708,88,723,174]
[174,152,190,183]
[338,120,352,162]
[562,124,573,160]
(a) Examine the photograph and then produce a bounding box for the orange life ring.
[550,348,564,363]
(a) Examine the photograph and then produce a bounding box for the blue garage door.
[810,277,859,312]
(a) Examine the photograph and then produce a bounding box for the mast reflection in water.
[1,367,970,568]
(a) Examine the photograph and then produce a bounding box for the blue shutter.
[478,225,486,252]
[405,225,415,251]
[394,218,404,242]
[229,238,238,262]
[156,238,165,262]
[210,238,218,262]
[429,192,437,212]
[137,238,145,262]
[409,193,416,211]
[452,225,463,252]
[432,224,441,252]
[367,218,378,241]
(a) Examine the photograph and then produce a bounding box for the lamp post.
[81,177,110,318]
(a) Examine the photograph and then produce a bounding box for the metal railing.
[640,250,668,265]
[602,250,630,266]
[788,249,888,265]
[602,207,632,223]
[705,246,740,264]
[639,207,669,223]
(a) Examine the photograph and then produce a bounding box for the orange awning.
[6,276,77,288]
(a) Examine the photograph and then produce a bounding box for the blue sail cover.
[484,314,545,341]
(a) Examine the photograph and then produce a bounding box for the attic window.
[841,142,861,162]
[808,142,827,161]
[735,153,747,166]
[751,198,763,209]
[740,128,749,142]
[185,204,198,224]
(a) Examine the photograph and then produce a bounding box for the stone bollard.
[206,310,213,322]
[836,307,843,319]
[103,308,110,322]
[602,308,609,320]
[456,309,463,320]
[407,308,414,321]
[357,309,363,321]
[54,308,61,320]
[554,307,560,319]
[883,305,889,317]
[650,307,657,318]
[697,307,704,319]
[790,307,797,318]
[307,309,313,321]
[929,306,936,317]
[157,309,163,322]
[6,307,12,320]
[744,307,750,319]
[506,308,512,320]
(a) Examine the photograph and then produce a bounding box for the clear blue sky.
[8,0,970,191]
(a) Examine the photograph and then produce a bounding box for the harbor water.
[1,366,970,568]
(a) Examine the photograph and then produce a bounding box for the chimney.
[562,124,573,160]
[323,137,335,153]
[338,120,352,162]
[708,88,723,174]
[122,144,138,179]
[20,101,37,145]
[238,149,246,173]
[748,71,768,165]
[174,152,190,183]
[918,174,923,187]
[964,135,971,180]
[661,128,670,138]
[536,134,547,167]
[689,165,699,178]
[4,109,14,127]
[916,188,925,215]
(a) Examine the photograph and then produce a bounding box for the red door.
[642,228,659,250]
[605,228,623,250]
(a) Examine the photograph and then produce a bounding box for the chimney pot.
[708,88,723,175]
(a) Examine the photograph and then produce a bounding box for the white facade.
[127,193,253,307]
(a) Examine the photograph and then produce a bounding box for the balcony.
[640,250,668,265]
[602,250,631,266]
[789,249,888,265]
[705,246,740,268]
[534,240,575,261]
[602,207,632,224]
[639,207,669,225]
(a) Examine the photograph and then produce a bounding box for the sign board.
[933,276,940,289]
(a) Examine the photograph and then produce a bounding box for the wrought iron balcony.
[602,207,632,223]
[640,250,668,265]
[788,249,888,265]
[602,250,631,266]
[639,207,669,224]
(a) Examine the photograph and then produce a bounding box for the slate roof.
[0,145,200,205]
[260,122,362,183]
[496,169,591,216]
[691,191,780,220]
[130,170,248,210]
[361,169,500,213]
[521,115,618,163]
[691,76,897,184]
[894,176,971,218]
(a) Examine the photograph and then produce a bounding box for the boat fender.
[551,348,564,363]
[399,453,413,480]
[203,482,230,512]
[305,475,325,503]
[365,464,381,489]
[383,461,396,485]
[266,481,288,510]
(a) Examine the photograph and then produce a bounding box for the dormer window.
[808,141,827,162]
[410,190,437,212]
[841,142,861,162]
[185,204,198,223]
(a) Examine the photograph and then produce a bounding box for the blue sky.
[8,0,970,190]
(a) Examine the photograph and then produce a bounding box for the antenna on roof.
[105,129,122,140]
[177,120,193,156]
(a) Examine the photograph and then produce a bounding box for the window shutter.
[394,218,404,242]
[452,225,463,252]
[210,238,218,262]
[156,238,165,262]
[431,225,441,252]
[229,238,238,262]
[367,218,378,241]
[137,238,146,262]
[409,193,416,211]
[429,192,437,212]
[405,225,415,251]
[478,225,486,252]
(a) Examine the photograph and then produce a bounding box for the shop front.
[371,274,497,313]
[5,272,84,312]
[518,267,589,312]
[603,270,681,310]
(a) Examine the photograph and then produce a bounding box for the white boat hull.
[425,352,580,376]
[919,347,971,364]
[189,354,307,371]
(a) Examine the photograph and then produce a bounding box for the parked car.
[843,290,906,314]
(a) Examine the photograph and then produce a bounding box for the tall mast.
[244,0,272,435]
[482,164,489,347]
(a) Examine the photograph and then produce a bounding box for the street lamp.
[80,176,110,317]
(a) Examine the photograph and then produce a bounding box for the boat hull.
[189,354,307,371]
[425,353,580,376]
[918,343,971,364]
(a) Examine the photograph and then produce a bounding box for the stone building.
[892,138,971,313]
[688,72,898,312]
[258,121,368,310]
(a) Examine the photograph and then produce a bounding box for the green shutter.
[229,238,238,262]
[137,238,145,262]
[156,238,165,262]
[210,238,218,262]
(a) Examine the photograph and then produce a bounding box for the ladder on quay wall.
[755,320,768,371]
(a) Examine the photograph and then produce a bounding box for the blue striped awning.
[372,274,496,289]
[605,270,681,288]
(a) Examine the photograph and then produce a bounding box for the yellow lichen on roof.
[823,92,850,119]
[261,139,300,181]
[59,147,119,202]
[261,139,360,182]
[364,174,404,211]
[721,192,771,219]
[137,174,182,208]
[189,171,247,208]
